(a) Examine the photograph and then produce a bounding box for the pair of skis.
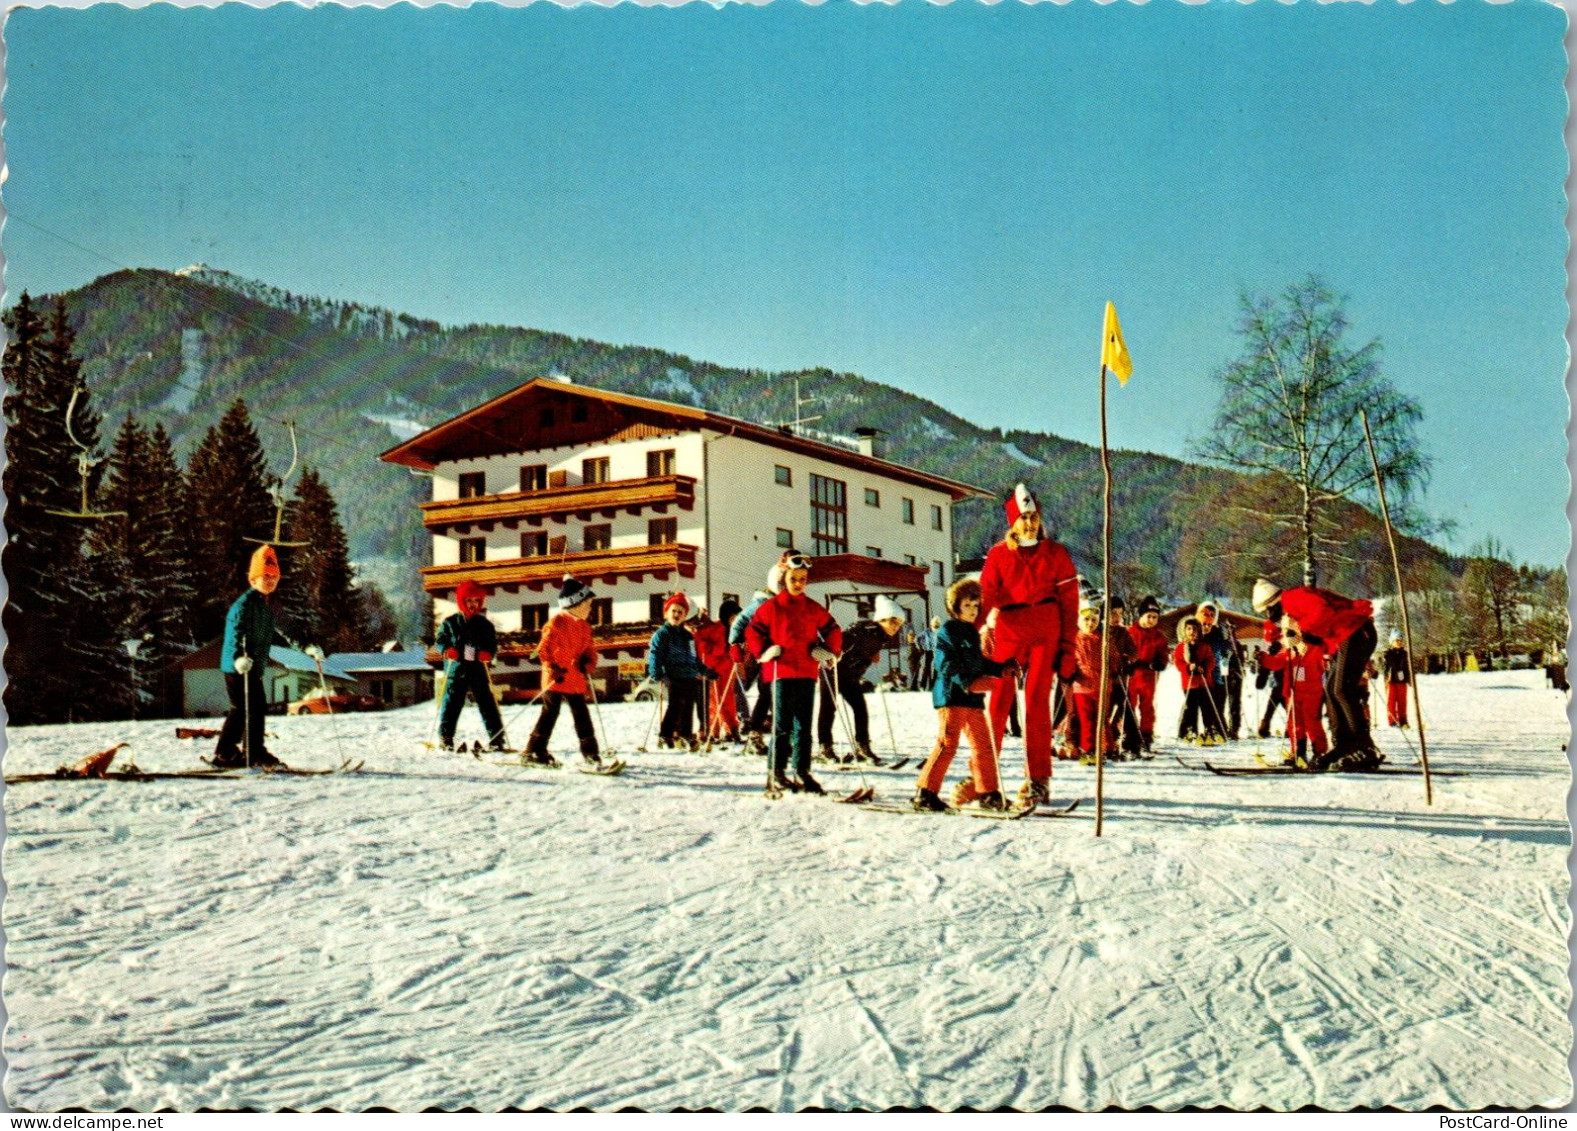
[1172,751,1463,777]
[4,759,365,785]
[491,752,628,777]
[858,797,1083,820]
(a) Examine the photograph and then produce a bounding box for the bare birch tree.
[1193,277,1430,588]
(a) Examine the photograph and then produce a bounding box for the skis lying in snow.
[1200,760,1465,778]
[6,760,364,784]
[858,800,1035,820]
[490,754,627,776]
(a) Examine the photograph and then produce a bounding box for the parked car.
[288,687,383,715]
[627,677,661,703]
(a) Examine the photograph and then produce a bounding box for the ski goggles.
[783,554,813,571]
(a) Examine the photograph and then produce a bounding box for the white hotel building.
[381,378,989,693]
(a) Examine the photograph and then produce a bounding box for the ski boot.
[951,778,981,807]
[816,743,838,764]
[798,768,825,795]
[437,739,456,753]
[770,769,802,794]
[744,732,767,756]
[977,790,1007,812]
[912,788,950,813]
[853,742,883,766]
[524,744,560,768]
[1017,778,1051,807]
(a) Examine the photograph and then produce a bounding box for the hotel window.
[776,528,795,549]
[521,603,550,631]
[521,531,548,558]
[774,465,793,487]
[933,560,947,585]
[905,554,918,566]
[458,472,487,499]
[583,457,611,485]
[649,517,678,545]
[520,464,547,492]
[810,473,848,556]
[459,537,487,564]
[647,448,677,477]
[901,498,915,525]
[589,598,613,627]
[864,488,880,507]
[583,524,612,552]
[649,594,666,622]
[931,504,944,532]
[866,546,883,558]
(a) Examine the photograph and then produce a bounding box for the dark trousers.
[816,670,870,746]
[661,677,701,743]
[528,692,598,758]
[747,678,774,734]
[1325,619,1378,756]
[1180,687,1214,738]
[1225,673,1244,737]
[215,671,269,764]
[1259,685,1286,736]
[440,661,505,746]
[771,678,817,776]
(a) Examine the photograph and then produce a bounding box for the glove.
[478,651,493,664]
[702,667,719,681]
[444,648,460,661]
[577,655,594,673]
[234,656,253,674]
[759,645,783,663]
[811,646,836,665]
[1058,654,1077,682]
[549,665,568,683]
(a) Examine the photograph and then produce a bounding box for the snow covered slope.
[3,670,1570,1111]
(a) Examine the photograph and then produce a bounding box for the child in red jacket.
[1173,617,1219,744]
[747,552,842,795]
[1125,595,1170,755]
[1256,620,1329,769]
[524,576,603,767]
[1070,603,1126,763]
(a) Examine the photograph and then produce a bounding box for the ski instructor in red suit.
[978,484,1082,805]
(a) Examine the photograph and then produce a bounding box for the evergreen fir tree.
[185,398,277,643]
[142,423,200,709]
[277,466,368,654]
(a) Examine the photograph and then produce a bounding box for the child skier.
[1255,620,1289,738]
[729,569,781,754]
[1125,595,1170,755]
[1257,620,1330,768]
[816,595,905,764]
[524,575,603,767]
[648,592,715,751]
[1104,596,1142,758]
[1383,633,1412,728]
[915,578,1010,812]
[437,578,508,752]
[696,598,742,743]
[1070,602,1126,764]
[212,545,285,770]
[747,553,842,795]
[1173,616,1218,744]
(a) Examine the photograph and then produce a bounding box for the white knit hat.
[1251,578,1281,613]
[872,595,904,622]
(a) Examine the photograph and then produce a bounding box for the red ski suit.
[695,619,738,736]
[978,536,1081,780]
[1259,642,1329,756]
[746,591,843,682]
[1070,628,1126,755]
[1278,588,1373,650]
[536,613,598,696]
[1125,623,1170,734]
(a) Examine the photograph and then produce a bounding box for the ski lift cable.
[44,384,128,522]
[8,213,530,468]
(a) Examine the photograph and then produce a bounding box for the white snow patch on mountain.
[1002,441,1043,467]
[3,669,1570,1111]
[649,366,702,406]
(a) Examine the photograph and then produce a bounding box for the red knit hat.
[1005,483,1039,526]
[663,591,690,617]
[456,579,486,604]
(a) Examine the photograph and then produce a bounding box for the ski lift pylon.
[246,419,309,548]
[45,386,127,521]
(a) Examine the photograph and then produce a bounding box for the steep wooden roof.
[379,378,988,502]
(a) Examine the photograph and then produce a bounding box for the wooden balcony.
[423,474,697,534]
[808,554,931,593]
[423,543,699,596]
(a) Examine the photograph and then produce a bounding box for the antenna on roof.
[770,375,822,433]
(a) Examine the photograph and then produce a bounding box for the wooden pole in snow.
[1095,361,1111,837]
[1360,410,1432,806]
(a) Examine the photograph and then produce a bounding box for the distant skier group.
[214,481,1414,801]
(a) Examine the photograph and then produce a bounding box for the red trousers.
[988,642,1057,780]
[1127,669,1157,733]
[1286,689,1328,757]
[1386,682,1409,727]
[708,661,740,737]
[1072,692,1116,755]
[918,708,1001,794]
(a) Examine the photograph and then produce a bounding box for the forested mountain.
[45,267,1457,619]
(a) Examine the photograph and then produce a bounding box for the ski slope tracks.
[3,670,1570,1111]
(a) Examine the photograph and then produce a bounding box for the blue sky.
[2,1,1569,566]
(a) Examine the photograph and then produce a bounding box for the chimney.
[854,427,887,459]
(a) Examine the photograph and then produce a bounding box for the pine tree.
[185,399,277,643]
[277,466,368,654]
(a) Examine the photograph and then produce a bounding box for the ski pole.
[587,669,611,756]
[242,662,252,771]
[306,645,351,769]
[827,663,870,800]
[637,683,662,753]
[878,675,899,762]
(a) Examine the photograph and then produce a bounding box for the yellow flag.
[1102,301,1133,385]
